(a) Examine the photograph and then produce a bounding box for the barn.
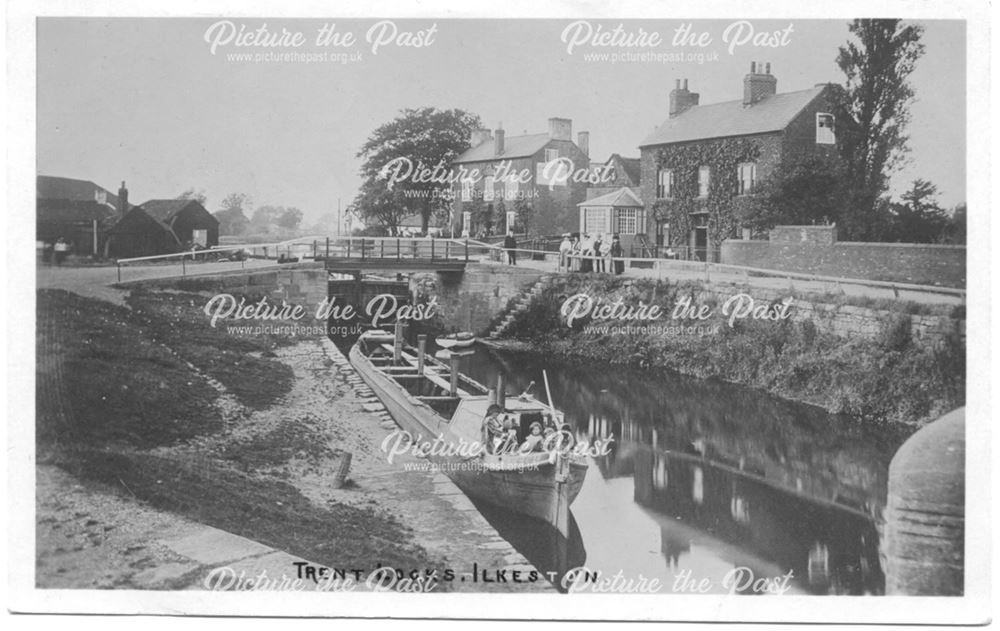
[106,199,219,259]
[37,175,130,257]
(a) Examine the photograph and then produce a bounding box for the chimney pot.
[744,63,777,105]
[669,79,699,118]
[470,128,493,148]
[494,128,505,156]
[577,131,590,158]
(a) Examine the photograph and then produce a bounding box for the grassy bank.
[36,287,439,576]
[499,275,965,427]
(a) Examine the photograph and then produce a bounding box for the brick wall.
[721,239,967,288]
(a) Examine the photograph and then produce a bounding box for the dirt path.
[34,324,549,592]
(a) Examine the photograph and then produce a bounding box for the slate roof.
[38,175,123,208]
[37,199,120,223]
[138,199,198,224]
[610,154,641,185]
[453,133,552,164]
[639,86,826,147]
[578,187,644,208]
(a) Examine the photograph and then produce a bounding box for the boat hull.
[348,342,586,534]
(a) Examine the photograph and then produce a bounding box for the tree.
[350,181,410,236]
[276,207,303,231]
[514,197,534,235]
[738,154,849,232]
[357,107,481,233]
[214,192,252,236]
[945,203,967,244]
[888,179,950,243]
[213,208,249,236]
[177,189,208,206]
[834,19,925,240]
[220,192,252,213]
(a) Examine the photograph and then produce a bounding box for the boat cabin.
[356,331,559,452]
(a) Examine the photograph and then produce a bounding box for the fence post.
[465,240,469,263]
[116,262,121,283]
[182,254,187,276]
[347,239,351,259]
[326,237,330,259]
[397,238,401,259]
[445,240,450,259]
[431,239,435,260]
[380,240,385,258]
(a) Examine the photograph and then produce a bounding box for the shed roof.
[577,187,643,208]
[139,199,200,223]
[37,175,124,208]
[639,86,826,147]
[37,199,120,223]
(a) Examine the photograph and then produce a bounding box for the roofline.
[638,85,829,149]
[452,152,543,165]
[639,128,786,149]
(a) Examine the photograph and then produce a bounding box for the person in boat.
[496,415,520,454]
[520,422,545,453]
[482,404,504,454]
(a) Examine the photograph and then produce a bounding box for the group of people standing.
[558,232,624,275]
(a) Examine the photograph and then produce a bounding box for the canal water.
[451,345,908,596]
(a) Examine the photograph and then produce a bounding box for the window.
[615,208,642,235]
[698,166,711,198]
[737,162,757,195]
[504,177,519,201]
[483,175,495,202]
[656,168,674,198]
[192,229,208,246]
[816,113,836,144]
[461,180,473,202]
[545,148,559,163]
[583,208,609,234]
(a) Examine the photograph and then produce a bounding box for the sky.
[36,18,966,226]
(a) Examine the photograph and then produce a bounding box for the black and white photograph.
[5,0,992,623]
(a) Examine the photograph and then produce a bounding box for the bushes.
[499,276,965,427]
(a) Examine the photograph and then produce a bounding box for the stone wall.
[131,266,329,309]
[721,230,966,288]
[411,263,544,335]
[689,283,965,349]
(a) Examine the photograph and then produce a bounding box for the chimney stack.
[577,131,590,158]
[743,61,777,106]
[669,78,700,118]
[117,181,129,216]
[494,126,505,156]
[470,128,493,148]
[548,117,572,140]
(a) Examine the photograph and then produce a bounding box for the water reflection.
[469,497,586,593]
[455,345,906,595]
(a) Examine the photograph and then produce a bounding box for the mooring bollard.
[332,452,352,489]
[882,407,965,595]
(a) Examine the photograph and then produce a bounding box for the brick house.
[37,175,131,256]
[106,199,219,258]
[638,63,840,261]
[450,118,594,238]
